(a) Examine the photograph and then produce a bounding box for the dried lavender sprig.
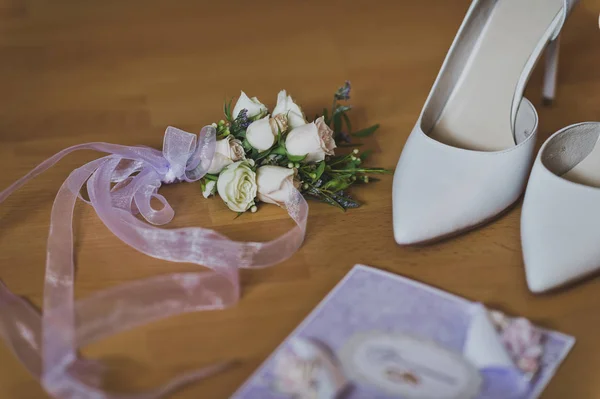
[234,109,251,130]
[334,81,352,101]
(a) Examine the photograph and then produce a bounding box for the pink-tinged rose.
[207,135,245,174]
[285,116,336,163]
[272,89,307,129]
[256,166,299,206]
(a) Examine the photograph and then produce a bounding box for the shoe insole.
[430,0,564,151]
[563,137,600,187]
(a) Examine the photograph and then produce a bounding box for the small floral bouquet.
[200,82,388,213]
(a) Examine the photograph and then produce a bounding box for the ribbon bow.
[0,126,308,398]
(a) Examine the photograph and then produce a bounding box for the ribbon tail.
[0,280,43,378]
[0,126,310,399]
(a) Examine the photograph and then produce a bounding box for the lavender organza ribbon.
[0,126,308,398]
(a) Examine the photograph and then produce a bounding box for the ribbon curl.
[0,126,308,398]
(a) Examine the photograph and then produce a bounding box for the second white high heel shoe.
[393,0,577,244]
[522,122,600,292]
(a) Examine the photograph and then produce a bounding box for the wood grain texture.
[0,0,599,397]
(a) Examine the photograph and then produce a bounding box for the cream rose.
[207,135,246,174]
[256,166,299,206]
[285,116,336,163]
[246,116,286,152]
[217,161,257,212]
[232,91,267,119]
[272,90,307,129]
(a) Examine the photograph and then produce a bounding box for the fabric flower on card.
[272,337,347,399]
[489,310,544,378]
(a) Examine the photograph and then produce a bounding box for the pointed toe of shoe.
[522,148,600,292]
[392,122,536,245]
[392,182,475,245]
[523,250,569,293]
[392,220,419,246]
[392,205,437,245]
[522,222,600,293]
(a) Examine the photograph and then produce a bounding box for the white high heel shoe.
[393,0,577,245]
[522,123,600,292]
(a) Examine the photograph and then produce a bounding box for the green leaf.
[224,98,233,122]
[271,145,287,156]
[333,105,352,116]
[342,113,352,134]
[287,153,307,162]
[216,130,230,140]
[235,129,246,139]
[252,110,268,121]
[314,161,326,181]
[255,149,272,161]
[242,139,253,151]
[275,125,282,144]
[333,113,342,135]
[352,123,380,138]
[366,168,392,174]
[204,174,219,181]
[322,178,353,192]
[359,149,373,161]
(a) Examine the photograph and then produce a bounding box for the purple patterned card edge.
[232,264,576,399]
[529,331,575,399]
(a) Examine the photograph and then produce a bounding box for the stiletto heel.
[543,37,560,106]
[393,0,578,245]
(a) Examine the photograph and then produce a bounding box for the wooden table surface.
[1,1,599,398]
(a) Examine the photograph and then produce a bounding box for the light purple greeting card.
[233,265,574,399]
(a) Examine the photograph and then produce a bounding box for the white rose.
[232,91,267,119]
[272,90,307,129]
[285,116,336,163]
[217,161,257,212]
[246,116,283,152]
[207,135,246,174]
[256,166,299,206]
[202,180,216,198]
